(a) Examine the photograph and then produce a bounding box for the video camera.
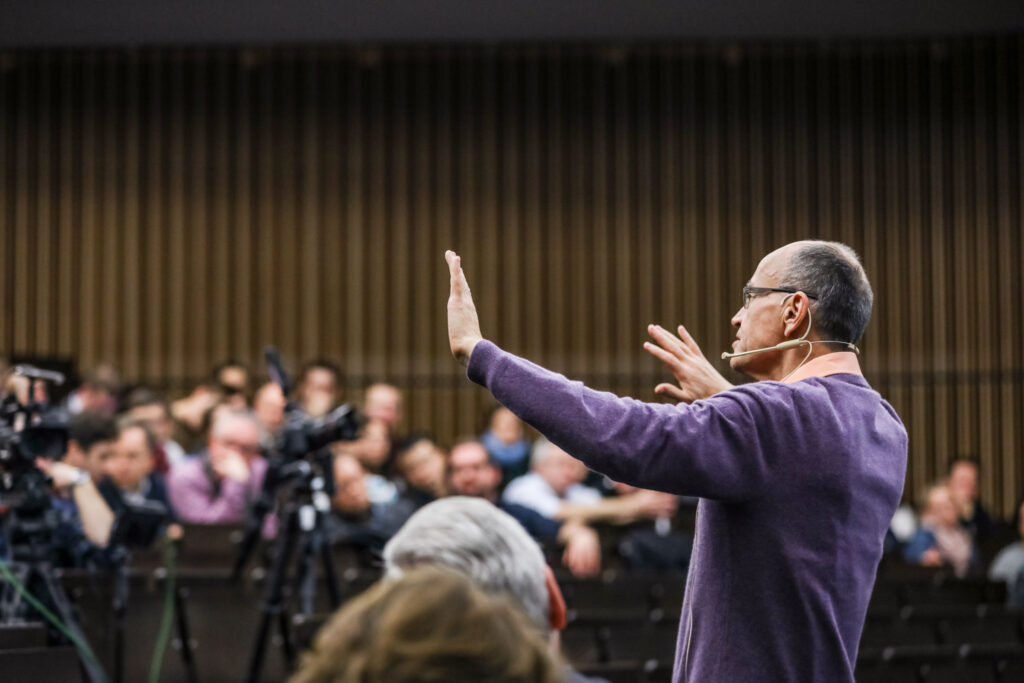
[0,366,69,510]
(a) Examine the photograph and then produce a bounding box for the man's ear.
[782,293,811,338]
[544,565,567,631]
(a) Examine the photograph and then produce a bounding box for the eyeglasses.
[215,437,262,457]
[742,286,818,309]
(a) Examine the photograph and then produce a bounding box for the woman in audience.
[989,497,1024,605]
[904,483,979,577]
[481,406,531,488]
[289,566,564,683]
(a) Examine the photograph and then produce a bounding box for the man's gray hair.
[781,241,874,344]
[210,407,267,444]
[382,497,549,630]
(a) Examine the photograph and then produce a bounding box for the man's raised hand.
[644,324,734,403]
[445,250,483,366]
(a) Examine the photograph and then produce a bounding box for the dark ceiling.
[1,0,1022,47]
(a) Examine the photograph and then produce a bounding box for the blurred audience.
[296,359,342,418]
[211,360,252,409]
[65,412,118,483]
[326,454,410,560]
[253,380,287,437]
[482,406,531,487]
[393,436,447,511]
[989,498,1024,606]
[290,566,563,683]
[342,419,393,475]
[66,364,121,416]
[123,387,184,469]
[947,458,996,540]
[99,419,177,528]
[449,439,600,577]
[363,383,403,433]
[168,408,267,524]
[503,439,677,527]
[904,483,980,577]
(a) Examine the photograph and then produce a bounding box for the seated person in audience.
[124,387,186,469]
[904,483,980,577]
[482,406,531,487]
[334,419,398,503]
[168,408,268,524]
[363,382,403,433]
[393,436,448,511]
[607,480,692,572]
[64,411,118,484]
[99,419,177,529]
[295,359,342,418]
[449,439,600,577]
[989,497,1024,606]
[66,364,121,416]
[253,380,287,437]
[326,454,410,558]
[947,458,996,540]
[343,418,393,474]
[32,426,118,552]
[503,438,677,527]
[383,497,607,683]
[210,359,252,408]
[290,566,562,683]
[171,360,251,447]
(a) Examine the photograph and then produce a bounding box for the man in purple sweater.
[445,241,907,682]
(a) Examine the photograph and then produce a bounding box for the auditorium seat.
[940,613,1021,646]
[0,645,83,682]
[577,660,642,683]
[0,624,47,650]
[860,617,937,650]
[292,613,329,651]
[601,623,679,664]
[561,627,602,665]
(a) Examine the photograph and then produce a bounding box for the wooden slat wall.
[1,39,1021,515]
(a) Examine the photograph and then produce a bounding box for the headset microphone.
[720,306,860,361]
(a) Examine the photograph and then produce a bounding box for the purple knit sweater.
[467,341,907,683]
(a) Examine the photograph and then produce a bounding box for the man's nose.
[730,308,744,328]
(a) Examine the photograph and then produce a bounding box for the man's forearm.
[72,480,115,547]
[555,497,636,525]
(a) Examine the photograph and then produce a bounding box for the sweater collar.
[783,351,863,384]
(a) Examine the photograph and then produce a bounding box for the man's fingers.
[647,324,689,356]
[677,325,703,354]
[643,341,685,374]
[445,250,460,279]
[445,250,474,297]
[654,383,688,402]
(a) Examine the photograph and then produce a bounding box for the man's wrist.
[70,468,91,488]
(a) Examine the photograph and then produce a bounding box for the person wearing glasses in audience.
[445,240,907,683]
[168,408,268,524]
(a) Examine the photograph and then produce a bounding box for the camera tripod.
[241,451,341,683]
[0,503,108,683]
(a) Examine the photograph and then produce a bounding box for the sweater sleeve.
[467,340,784,502]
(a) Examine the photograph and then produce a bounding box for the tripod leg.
[173,585,199,683]
[113,565,128,683]
[315,522,341,610]
[38,568,107,683]
[245,506,300,683]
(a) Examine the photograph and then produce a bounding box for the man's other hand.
[644,324,734,403]
[445,250,484,366]
[35,458,82,491]
[562,524,601,578]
